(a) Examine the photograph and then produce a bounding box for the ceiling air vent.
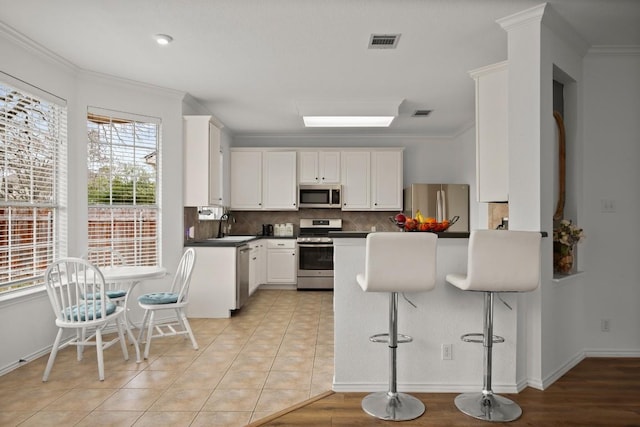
[369,34,400,49]
[412,109,433,117]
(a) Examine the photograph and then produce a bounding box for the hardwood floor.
[251,358,640,426]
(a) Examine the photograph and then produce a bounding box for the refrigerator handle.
[436,190,447,222]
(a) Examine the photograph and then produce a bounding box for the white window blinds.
[0,77,67,293]
[87,107,160,266]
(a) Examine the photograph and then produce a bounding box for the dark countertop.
[184,235,296,247]
[330,231,548,239]
[329,231,470,239]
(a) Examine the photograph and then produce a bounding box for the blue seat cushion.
[63,301,117,321]
[85,290,127,300]
[138,292,179,305]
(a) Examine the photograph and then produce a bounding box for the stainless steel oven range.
[296,218,342,290]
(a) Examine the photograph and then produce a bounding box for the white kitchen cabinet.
[371,150,403,210]
[341,151,371,210]
[230,150,297,210]
[263,151,298,210]
[248,241,260,296]
[230,150,263,209]
[187,246,237,318]
[341,149,403,211]
[470,61,509,202]
[266,239,297,284]
[257,240,267,286]
[298,151,340,184]
[183,115,224,206]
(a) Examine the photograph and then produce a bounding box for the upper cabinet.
[371,150,403,210]
[230,150,297,210]
[298,151,341,184]
[183,115,224,206]
[229,147,403,212]
[341,149,403,211]
[470,61,509,202]
[341,151,371,210]
[262,151,298,210]
[230,150,262,209]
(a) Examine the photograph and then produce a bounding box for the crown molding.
[496,3,546,32]
[78,69,185,100]
[587,45,640,56]
[0,21,78,73]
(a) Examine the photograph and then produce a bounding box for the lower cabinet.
[249,240,267,295]
[187,247,237,318]
[266,239,297,284]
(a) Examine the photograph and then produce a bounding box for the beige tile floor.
[0,289,334,426]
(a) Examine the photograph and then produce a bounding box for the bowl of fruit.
[390,211,459,233]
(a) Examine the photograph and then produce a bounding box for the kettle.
[262,224,274,236]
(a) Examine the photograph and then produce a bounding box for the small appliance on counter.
[274,223,294,237]
[261,224,274,236]
[404,184,470,232]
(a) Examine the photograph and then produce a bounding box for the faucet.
[217,211,236,238]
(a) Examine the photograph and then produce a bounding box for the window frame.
[0,73,67,294]
[86,107,161,267]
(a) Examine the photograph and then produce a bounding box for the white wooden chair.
[137,248,198,359]
[42,258,131,381]
[83,247,129,304]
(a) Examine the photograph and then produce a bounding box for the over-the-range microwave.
[298,184,342,208]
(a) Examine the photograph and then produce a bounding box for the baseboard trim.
[332,382,519,394]
[583,348,640,358]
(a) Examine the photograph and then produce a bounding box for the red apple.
[394,213,406,224]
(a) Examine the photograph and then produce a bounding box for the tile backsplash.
[184,207,400,242]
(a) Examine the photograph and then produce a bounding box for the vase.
[553,242,575,274]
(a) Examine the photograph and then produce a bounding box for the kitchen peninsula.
[332,232,523,393]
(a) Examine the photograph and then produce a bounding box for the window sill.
[0,285,47,306]
[552,270,584,283]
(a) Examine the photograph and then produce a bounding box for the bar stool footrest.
[461,333,505,344]
[369,333,413,344]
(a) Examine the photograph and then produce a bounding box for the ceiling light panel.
[303,116,395,127]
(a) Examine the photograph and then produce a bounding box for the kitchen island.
[332,232,523,393]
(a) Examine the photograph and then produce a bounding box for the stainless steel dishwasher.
[236,244,250,309]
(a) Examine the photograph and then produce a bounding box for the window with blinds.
[0,79,67,293]
[87,108,160,267]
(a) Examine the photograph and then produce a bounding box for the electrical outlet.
[601,319,611,332]
[442,343,452,360]
[601,199,616,213]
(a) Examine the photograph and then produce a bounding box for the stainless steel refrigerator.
[403,184,470,232]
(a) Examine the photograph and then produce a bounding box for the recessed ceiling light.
[154,34,173,46]
[303,116,395,127]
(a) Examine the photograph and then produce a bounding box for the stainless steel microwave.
[298,185,342,208]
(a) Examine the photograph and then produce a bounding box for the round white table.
[98,265,167,362]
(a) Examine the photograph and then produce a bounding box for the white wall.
[0,30,187,373]
[582,51,640,355]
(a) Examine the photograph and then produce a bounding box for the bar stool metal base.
[362,391,426,421]
[454,392,522,422]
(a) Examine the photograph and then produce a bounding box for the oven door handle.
[297,243,334,248]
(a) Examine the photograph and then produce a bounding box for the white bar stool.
[446,230,541,422]
[356,232,438,421]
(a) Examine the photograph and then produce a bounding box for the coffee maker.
[261,224,274,236]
